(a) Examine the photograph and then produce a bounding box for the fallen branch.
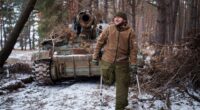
[0,80,25,91]
[163,57,190,89]
[185,88,200,103]
[0,76,33,92]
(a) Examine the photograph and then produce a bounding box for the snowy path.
[1,80,200,110]
[0,79,116,110]
[1,79,200,110]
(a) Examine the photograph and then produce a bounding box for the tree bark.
[175,1,183,43]
[0,0,37,68]
[19,35,24,50]
[32,32,35,50]
[189,0,198,31]
[28,24,32,50]
[104,0,108,22]
[129,0,136,29]
[155,0,166,44]
[198,0,200,28]
[112,0,116,14]
[165,0,179,44]
[25,32,27,50]
[122,0,125,11]
[77,0,83,12]
[88,0,93,11]
[3,19,7,46]
[94,0,99,11]
[0,17,3,48]
[0,1,2,48]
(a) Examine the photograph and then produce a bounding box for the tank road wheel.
[32,60,54,85]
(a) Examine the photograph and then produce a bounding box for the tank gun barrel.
[75,10,97,39]
[78,11,95,28]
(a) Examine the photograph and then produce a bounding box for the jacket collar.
[115,24,130,32]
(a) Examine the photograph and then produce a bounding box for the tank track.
[32,60,54,85]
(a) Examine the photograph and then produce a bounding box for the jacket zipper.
[113,31,120,64]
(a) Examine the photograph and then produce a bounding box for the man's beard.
[115,21,124,26]
[115,21,127,31]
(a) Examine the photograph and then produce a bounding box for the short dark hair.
[114,12,127,21]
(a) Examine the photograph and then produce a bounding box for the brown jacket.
[93,24,137,65]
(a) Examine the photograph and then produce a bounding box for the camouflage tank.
[32,10,101,85]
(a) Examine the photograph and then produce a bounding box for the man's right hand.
[92,59,99,66]
[130,64,137,74]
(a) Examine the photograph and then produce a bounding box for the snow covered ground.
[0,79,116,110]
[1,78,200,110]
[1,50,200,110]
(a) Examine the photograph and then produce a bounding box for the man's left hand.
[92,59,99,66]
[130,64,137,74]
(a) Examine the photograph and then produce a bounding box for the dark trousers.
[100,60,130,110]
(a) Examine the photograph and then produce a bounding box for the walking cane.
[132,64,142,96]
[136,74,141,96]
[100,72,103,109]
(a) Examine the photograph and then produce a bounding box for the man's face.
[113,16,124,26]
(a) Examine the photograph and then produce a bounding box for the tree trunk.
[112,0,116,14]
[118,0,121,11]
[0,1,2,48]
[0,0,37,68]
[32,31,35,50]
[122,0,125,11]
[175,1,183,43]
[164,0,179,44]
[130,0,136,29]
[184,1,190,38]
[169,0,179,44]
[25,34,27,50]
[94,0,99,11]
[189,0,198,32]
[0,17,3,48]
[155,0,166,44]
[88,0,93,11]
[198,0,200,28]
[197,0,200,28]
[20,36,24,50]
[3,19,7,46]
[77,0,83,12]
[28,24,32,50]
[104,0,108,22]
[154,0,180,44]
[176,0,187,43]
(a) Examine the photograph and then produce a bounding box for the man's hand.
[130,64,137,74]
[92,59,99,66]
